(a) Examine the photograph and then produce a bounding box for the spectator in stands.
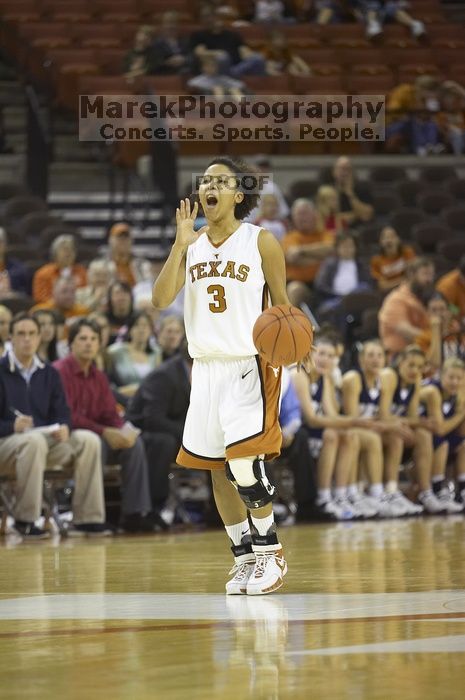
[54,319,156,533]
[311,0,354,24]
[264,30,311,76]
[315,185,349,235]
[32,277,89,325]
[254,0,287,23]
[436,254,465,323]
[436,81,465,155]
[151,11,191,75]
[255,193,288,241]
[370,226,416,291]
[155,315,185,362]
[75,259,115,313]
[278,367,317,522]
[198,0,240,23]
[106,311,161,406]
[189,8,266,78]
[0,228,31,297]
[88,311,112,371]
[32,309,60,363]
[386,75,442,155]
[132,261,162,320]
[106,222,149,288]
[331,157,374,224]
[416,292,465,371]
[123,25,157,83]
[281,198,334,306]
[314,232,372,314]
[187,55,246,98]
[106,281,134,344]
[127,338,192,524]
[32,234,87,304]
[379,257,435,357]
[247,155,289,222]
[0,313,110,538]
[356,1,426,39]
[0,304,11,356]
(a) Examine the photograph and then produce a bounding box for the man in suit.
[127,340,191,518]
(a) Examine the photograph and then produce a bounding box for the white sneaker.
[437,487,464,514]
[317,498,354,521]
[376,493,407,518]
[247,549,287,596]
[332,497,357,520]
[366,19,382,38]
[419,490,447,515]
[361,494,383,511]
[390,491,423,516]
[226,559,256,595]
[411,20,426,37]
[348,492,378,519]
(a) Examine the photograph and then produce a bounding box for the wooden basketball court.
[0,517,464,699]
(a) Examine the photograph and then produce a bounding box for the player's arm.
[258,229,290,306]
[420,385,465,436]
[376,369,410,434]
[405,384,422,426]
[152,199,208,309]
[341,371,362,417]
[291,370,353,430]
[340,370,376,429]
[378,368,398,422]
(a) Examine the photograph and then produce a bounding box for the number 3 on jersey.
[207,284,227,313]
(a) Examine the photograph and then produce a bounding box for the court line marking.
[0,612,464,641]
[285,634,465,656]
[0,591,464,620]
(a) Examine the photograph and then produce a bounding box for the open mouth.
[206,193,218,207]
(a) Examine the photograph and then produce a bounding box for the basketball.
[253,304,314,366]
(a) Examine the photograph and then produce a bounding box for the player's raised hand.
[175,198,208,249]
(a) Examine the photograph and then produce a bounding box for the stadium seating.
[0,0,462,156]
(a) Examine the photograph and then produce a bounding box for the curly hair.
[201,156,262,220]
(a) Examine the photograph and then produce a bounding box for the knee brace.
[225,458,275,510]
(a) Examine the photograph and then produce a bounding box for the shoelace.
[228,561,253,580]
[253,553,269,578]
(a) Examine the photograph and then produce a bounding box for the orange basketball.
[253,304,314,366]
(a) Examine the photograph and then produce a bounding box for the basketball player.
[152,157,305,595]
[419,358,465,513]
[342,339,410,517]
[378,345,444,514]
[290,335,362,520]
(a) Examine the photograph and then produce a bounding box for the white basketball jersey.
[184,222,267,358]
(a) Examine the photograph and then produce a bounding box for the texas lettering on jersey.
[189,260,250,284]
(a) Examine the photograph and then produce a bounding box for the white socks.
[250,512,274,536]
[317,488,331,504]
[369,483,384,499]
[225,519,250,546]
